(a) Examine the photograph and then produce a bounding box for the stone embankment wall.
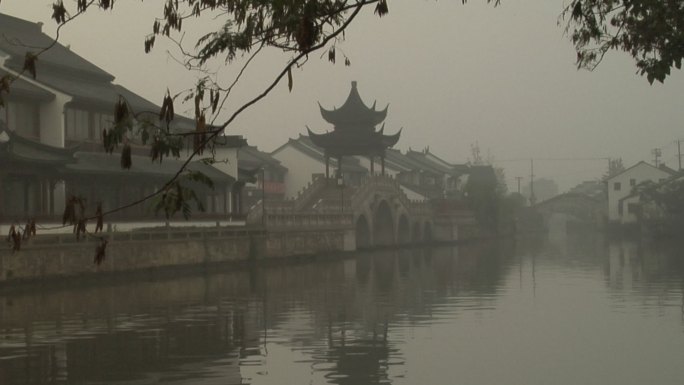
[0,224,354,284]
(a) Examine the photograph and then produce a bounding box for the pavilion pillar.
[325,156,330,180]
[381,156,386,176]
[0,174,4,218]
[237,188,243,215]
[23,179,30,216]
[370,157,375,175]
[39,180,46,216]
[224,186,229,215]
[337,156,343,178]
[48,181,55,215]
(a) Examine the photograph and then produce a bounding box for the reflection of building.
[0,13,246,226]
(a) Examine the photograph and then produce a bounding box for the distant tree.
[469,142,485,166]
[603,158,625,180]
[465,165,500,233]
[522,177,558,204]
[568,180,606,199]
[499,192,526,220]
[468,142,507,195]
[635,178,684,221]
[563,0,684,83]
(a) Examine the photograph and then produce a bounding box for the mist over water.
[2,235,684,385]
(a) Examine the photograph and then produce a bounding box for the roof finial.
[351,81,357,88]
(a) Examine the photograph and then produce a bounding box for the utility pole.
[529,159,536,205]
[515,176,523,194]
[678,139,682,171]
[652,148,662,167]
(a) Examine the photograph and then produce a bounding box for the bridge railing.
[264,212,353,230]
[408,200,434,217]
[294,176,329,211]
[350,175,415,213]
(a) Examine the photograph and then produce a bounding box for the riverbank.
[0,225,356,287]
[0,219,502,288]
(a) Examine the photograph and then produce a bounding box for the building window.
[65,108,90,140]
[630,178,636,187]
[4,101,40,139]
[614,182,621,191]
[66,108,114,141]
[92,112,114,137]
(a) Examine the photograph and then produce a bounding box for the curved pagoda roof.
[310,81,400,157]
[319,81,388,129]
[306,125,401,157]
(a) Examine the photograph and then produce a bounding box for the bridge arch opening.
[412,222,422,242]
[397,215,410,244]
[355,215,371,249]
[373,200,395,246]
[423,222,433,242]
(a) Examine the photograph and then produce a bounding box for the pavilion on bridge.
[307,81,401,180]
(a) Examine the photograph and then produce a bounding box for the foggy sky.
[2,0,684,192]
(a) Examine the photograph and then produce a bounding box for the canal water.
[2,233,684,385]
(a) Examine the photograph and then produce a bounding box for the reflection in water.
[2,235,684,385]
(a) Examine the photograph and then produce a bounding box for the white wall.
[39,92,70,147]
[607,162,671,223]
[272,144,326,198]
[212,147,239,179]
[0,62,72,147]
[354,156,401,177]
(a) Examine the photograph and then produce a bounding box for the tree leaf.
[23,52,37,79]
[121,143,132,169]
[328,46,336,64]
[375,0,389,17]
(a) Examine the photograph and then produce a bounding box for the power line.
[491,156,611,163]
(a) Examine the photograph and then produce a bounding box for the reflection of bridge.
[531,193,606,231]
[250,176,478,249]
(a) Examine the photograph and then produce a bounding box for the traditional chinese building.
[0,13,247,228]
[307,81,401,178]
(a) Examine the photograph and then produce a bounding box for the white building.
[271,135,368,198]
[0,13,244,229]
[606,161,675,224]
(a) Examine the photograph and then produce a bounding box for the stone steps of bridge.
[303,185,357,211]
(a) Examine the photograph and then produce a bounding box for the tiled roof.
[319,81,388,129]
[274,135,367,173]
[66,151,235,184]
[606,161,675,181]
[0,13,114,81]
[0,69,55,102]
[0,127,75,164]
[239,145,288,174]
[0,13,194,125]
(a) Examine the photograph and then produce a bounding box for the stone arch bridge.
[249,176,464,249]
